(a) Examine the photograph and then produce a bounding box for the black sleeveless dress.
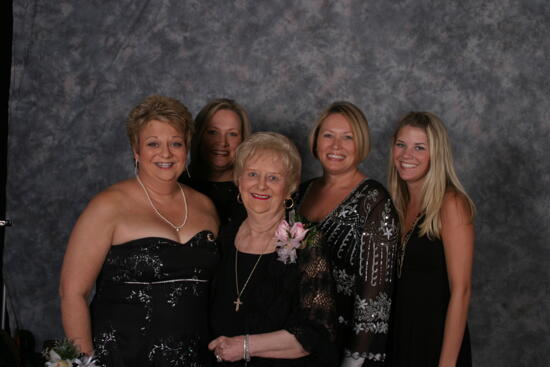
[90,232,219,367]
[387,222,472,366]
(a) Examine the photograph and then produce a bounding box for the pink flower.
[275,220,310,264]
[275,220,290,242]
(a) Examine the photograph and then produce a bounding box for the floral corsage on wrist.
[274,216,318,264]
[43,338,98,367]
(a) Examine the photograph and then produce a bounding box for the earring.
[134,160,139,176]
[237,193,243,204]
[186,169,191,178]
[284,198,295,210]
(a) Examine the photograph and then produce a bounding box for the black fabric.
[90,232,219,367]
[295,178,400,366]
[387,221,472,367]
[210,223,338,367]
[181,177,247,227]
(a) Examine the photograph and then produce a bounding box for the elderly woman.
[181,98,251,226]
[295,102,400,367]
[209,132,337,366]
[387,112,474,367]
[60,95,219,366]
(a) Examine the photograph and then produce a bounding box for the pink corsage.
[274,220,310,264]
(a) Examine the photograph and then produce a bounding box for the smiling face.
[316,113,358,175]
[199,109,243,180]
[237,151,288,218]
[134,119,187,183]
[392,125,431,185]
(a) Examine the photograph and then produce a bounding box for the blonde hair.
[309,101,371,163]
[234,132,302,195]
[190,98,251,176]
[127,95,194,151]
[388,111,475,239]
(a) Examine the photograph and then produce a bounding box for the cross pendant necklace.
[234,246,265,312]
[234,297,243,312]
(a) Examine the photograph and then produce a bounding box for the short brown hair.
[309,101,371,164]
[126,95,194,151]
[234,132,301,195]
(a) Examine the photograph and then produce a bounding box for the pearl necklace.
[136,174,188,232]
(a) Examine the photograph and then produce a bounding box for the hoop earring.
[284,198,294,210]
[237,193,243,204]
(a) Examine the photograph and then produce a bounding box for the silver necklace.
[136,174,188,232]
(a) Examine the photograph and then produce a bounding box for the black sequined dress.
[210,222,338,367]
[90,232,219,367]
[296,178,400,366]
[387,218,472,366]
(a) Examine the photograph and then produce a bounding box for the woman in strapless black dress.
[180,98,251,227]
[386,112,475,367]
[60,95,220,366]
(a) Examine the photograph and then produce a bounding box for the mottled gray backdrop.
[6,0,550,365]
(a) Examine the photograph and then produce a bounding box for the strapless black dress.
[90,232,219,367]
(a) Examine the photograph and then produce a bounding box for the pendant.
[234,297,243,312]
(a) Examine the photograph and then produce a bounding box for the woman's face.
[200,109,243,177]
[316,113,359,175]
[392,125,430,185]
[134,119,187,183]
[238,151,288,218]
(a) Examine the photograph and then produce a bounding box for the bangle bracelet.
[243,334,251,362]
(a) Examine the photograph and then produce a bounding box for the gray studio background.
[6,0,550,365]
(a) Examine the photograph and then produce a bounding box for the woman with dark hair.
[296,102,400,367]
[387,112,474,367]
[60,95,219,366]
[181,98,251,226]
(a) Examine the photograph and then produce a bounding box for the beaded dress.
[210,222,338,367]
[387,217,472,366]
[90,231,219,367]
[296,178,400,366]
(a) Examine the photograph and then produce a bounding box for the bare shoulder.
[182,185,220,231]
[82,179,135,218]
[441,191,473,227]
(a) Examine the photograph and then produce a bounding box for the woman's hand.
[208,335,245,362]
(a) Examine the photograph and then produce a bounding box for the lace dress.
[90,232,219,367]
[210,222,338,367]
[296,178,400,366]
[387,218,472,366]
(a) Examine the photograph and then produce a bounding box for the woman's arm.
[342,191,400,367]
[208,330,307,362]
[59,192,117,355]
[438,192,474,367]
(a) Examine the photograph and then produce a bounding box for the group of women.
[59,95,475,367]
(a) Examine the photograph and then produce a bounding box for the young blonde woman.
[387,112,475,367]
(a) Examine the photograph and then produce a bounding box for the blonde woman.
[387,112,475,367]
[60,95,219,366]
[296,102,399,367]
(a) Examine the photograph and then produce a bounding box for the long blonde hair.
[388,111,475,239]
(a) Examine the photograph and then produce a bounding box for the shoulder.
[82,179,134,217]
[184,184,218,218]
[440,190,474,227]
[359,178,392,202]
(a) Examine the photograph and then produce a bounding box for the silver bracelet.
[243,334,251,362]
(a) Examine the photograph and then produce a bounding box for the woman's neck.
[322,168,365,188]
[207,168,234,182]
[136,172,180,197]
